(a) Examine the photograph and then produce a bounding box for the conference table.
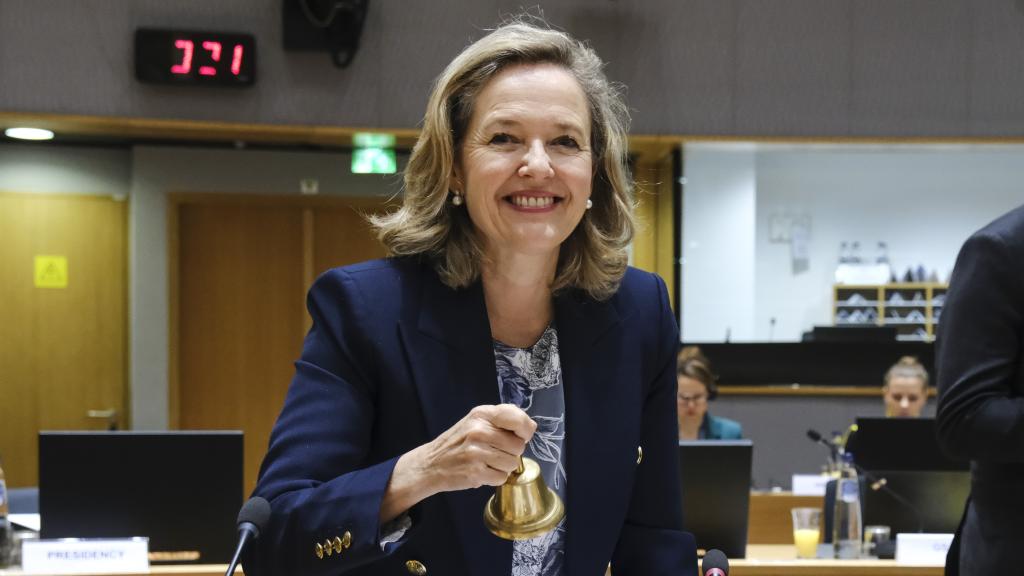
[728,545,943,575]
[0,493,943,575]
[0,547,945,576]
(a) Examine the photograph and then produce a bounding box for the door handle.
[87,408,119,430]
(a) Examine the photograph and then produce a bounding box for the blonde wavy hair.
[370,18,635,300]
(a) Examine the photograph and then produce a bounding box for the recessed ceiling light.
[5,127,55,141]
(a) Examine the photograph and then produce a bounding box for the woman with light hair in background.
[882,356,929,418]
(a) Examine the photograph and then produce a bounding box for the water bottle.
[832,453,862,559]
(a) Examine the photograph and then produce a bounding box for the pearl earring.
[585,198,593,210]
[451,193,463,206]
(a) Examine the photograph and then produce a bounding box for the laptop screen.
[849,417,967,471]
[861,470,969,535]
[39,431,243,563]
[678,440,753,559]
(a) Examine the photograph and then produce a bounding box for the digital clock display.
[135,28,256,87]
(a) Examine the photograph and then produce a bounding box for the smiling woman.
[457,64,593,272]
[243,17,695,576]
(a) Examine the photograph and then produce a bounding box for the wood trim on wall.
[167,196,180,429]
[8,110,1024,150]
[301,208,315,333]
[719,385,938,398]
[654,152,676,307]
[631,149,677,307]
[0,112,421,149]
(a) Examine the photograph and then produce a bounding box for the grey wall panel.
[711,394,938,490]
[969,0,1024,134]
[622,0,737,135]
[376,2,513,128]
[3,1,1024,138]
[734,1,852,136]
[850,0,972,136]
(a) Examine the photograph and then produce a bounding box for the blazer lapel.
[555,290,633,576]
[398,266,511,576]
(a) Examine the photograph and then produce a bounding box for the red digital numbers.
[198,41,221,76]
[170,39,193,74]
[171,38,245,77]
[231,44,245,76]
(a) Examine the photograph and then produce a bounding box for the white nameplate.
[792,473,829,496]
[21,538,149,574]
[895,533,954,565]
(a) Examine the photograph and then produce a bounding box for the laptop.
[848,417,968,471]
[861,470,969,535]
[846,418,970,535]
[39,431,243,563]
[678,440,753,558]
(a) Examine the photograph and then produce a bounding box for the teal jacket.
[699,413,743,440]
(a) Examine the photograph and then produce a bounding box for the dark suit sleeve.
[936,232,1024,463]
[242,269,414,575]
[610,273,698,575]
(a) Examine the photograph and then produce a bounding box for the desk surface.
[731,545,943,575]
[0,547,943,576]
[0,566,235,576]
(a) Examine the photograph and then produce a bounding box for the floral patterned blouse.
[493,325,567,576]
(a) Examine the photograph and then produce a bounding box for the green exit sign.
[352,147,397,174]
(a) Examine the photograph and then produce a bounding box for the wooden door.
[312,199,389,275]
[0,192,127,488]
[173,196,389,493]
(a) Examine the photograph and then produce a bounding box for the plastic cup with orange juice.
[791,507,821,559]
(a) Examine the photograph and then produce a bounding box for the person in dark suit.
[676,346,742,441]
[936,203,1024,575]
[242,19,696,576]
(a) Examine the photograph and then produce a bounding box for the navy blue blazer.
[244,257,697,576]
[936,204,1024,576]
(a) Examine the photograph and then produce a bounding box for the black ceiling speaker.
[283,0,369,68]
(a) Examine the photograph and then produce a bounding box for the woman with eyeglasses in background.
[676,346,743,441]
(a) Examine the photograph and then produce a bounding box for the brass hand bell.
[484,456,564,540]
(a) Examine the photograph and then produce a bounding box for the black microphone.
[701,549,729,576]
[806,428,840,463]
[806,429,838,450]
[225,496,271,576]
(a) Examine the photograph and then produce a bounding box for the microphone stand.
[858,471,926,534]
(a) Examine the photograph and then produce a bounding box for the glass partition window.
[680,141,1024,343]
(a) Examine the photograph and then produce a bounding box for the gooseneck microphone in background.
[701,548,729,576]
[806,429,839,463]
[805,428,830,447]
[225,496,271,576]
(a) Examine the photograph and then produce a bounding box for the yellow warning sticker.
[34,255,68,288]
